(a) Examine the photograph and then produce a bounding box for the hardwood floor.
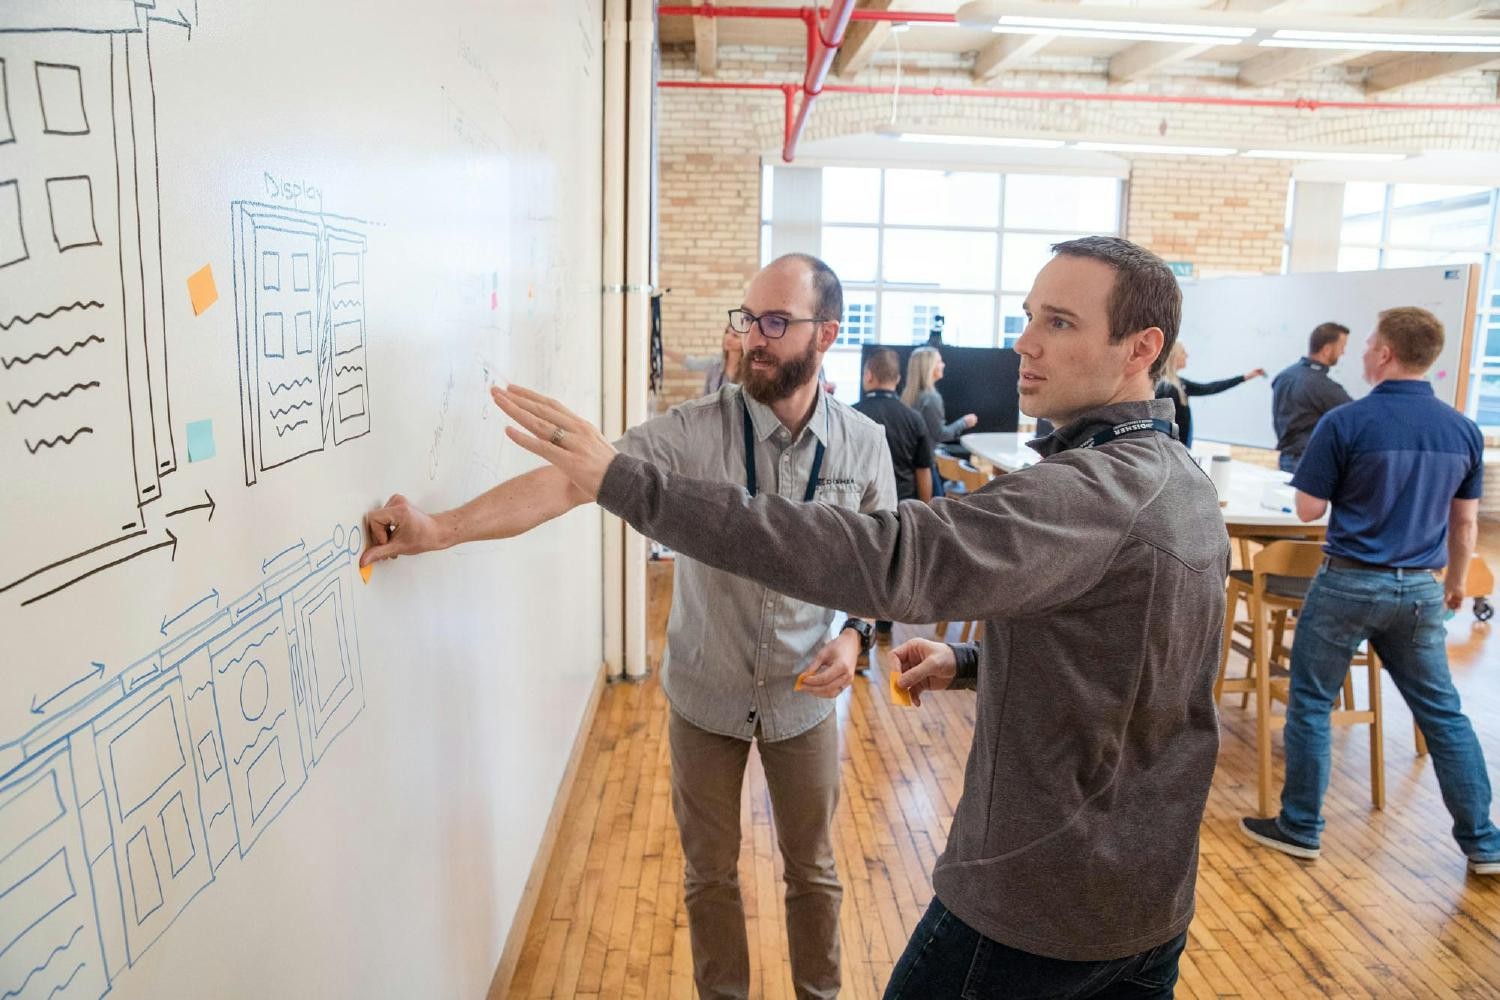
[506,536,1500,998]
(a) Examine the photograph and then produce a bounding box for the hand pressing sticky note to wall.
[889,668,913,707]
[185,419,215,462]
[359,563,373,585]
[187,264,218,315]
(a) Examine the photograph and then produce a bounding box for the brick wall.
[654,45,1500,408]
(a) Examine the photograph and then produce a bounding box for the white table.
[960,432,1326,538]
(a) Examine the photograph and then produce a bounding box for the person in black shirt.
[1271,321,1352,472]
[1154,341,1265,447]
[855,349,933,502]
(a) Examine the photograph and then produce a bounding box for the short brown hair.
[864,348,901,386]
[1308,322,1349,355]
[1376,307,1444,371]
[1049,236,1181,380]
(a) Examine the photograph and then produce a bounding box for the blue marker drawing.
[0,524,366,998]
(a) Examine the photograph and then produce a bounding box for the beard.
[738,337,821,404]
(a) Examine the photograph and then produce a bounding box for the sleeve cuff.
[947,641,980,691]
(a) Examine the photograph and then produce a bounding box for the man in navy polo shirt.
[1241,306,1500,874]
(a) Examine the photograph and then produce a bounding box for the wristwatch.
[841,618,874,653]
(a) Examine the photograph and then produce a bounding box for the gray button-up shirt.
[617,383,896,741]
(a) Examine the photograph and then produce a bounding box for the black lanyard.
[742,398,826,502]
[1078,417,1177,450]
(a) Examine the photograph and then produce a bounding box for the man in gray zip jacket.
[493,236,1231,998]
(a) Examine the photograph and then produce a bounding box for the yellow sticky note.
[794,670,808,692]
[889,670,913,707]
[359,562,373,584]
[187,264,218,315]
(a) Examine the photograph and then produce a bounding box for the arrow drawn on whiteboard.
[165,490,216,522]
[262,538,305,573]
[30,661,107,715]
[20,529,177,607]
[160,588,220,636]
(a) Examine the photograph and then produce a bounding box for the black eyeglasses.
[727,308,824,340]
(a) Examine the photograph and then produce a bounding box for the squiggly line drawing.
[0,300,104,331]
[335,364,363,375]
[1,335,105,370]
[2,925,83,1000]
[44,963,86,1000]
[268,399,313,419]
[6,381,101,414]
[233,709,287,765]
[331,299,361,309]
[275,419,309,437]
[219,627,277,674]
[24,427,93,454]
[186,678,213,700]
[208,802,232,827]
[267,376,313,395]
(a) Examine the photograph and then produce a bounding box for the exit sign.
[1167,261,1195,278]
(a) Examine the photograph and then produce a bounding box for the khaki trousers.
[668,708,843,1000]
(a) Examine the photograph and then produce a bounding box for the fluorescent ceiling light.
[991,16,1252,46]
[997,15,1253,40]
[892,132,1066,148]
[1264,28,1500,52]
[1076,141,1237,156]
[1260,38,1500,52]
[1243,149,1409,162]
[991,25,1248,45]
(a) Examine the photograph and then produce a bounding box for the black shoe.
[1240,816,1320,860]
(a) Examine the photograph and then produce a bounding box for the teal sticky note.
[186,419,216,462]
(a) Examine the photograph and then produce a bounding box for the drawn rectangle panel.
[293,575,364,765]
[262,311,284,358]
[0,27,175,609]
[93,678,211,965]
[0,849,73,961]
[0,770,64,867]
[327,229,369,444]
[0,57,13,144]
[107,698,186,822]
[0,179,27,267]
[208,612,306,853]
[337,385,366,423]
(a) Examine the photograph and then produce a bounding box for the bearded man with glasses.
[361,253,896,1000]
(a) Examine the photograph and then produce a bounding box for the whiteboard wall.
[1179,265,1478,449]
[1,2,603,998]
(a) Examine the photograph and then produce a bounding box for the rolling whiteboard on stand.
[0,2,603,998]
[1179,265,1478,449]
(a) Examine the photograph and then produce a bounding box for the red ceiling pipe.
[786,1,857,161]
[658,5,958,23]
[659,77,1500,113]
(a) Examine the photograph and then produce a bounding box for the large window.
[1331,182,1500,426]
[762,165,1122,399]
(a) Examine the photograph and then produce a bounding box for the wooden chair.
[934,453,966,493]
[1218,540,1386,817]
[954,461,990,494]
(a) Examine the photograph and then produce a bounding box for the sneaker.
[1469,858,1500,875]
[1240,816,1320,860]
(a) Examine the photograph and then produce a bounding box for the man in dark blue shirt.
[1242,307,1500,875]
[855,349,933,503]
[1271,322,1353,472]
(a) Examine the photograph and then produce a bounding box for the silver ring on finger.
[549,426,567,446]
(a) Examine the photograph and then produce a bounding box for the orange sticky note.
[889,670,913,707]
[359,562,373,584]
[187,264,218,315]
[794,670,808,692]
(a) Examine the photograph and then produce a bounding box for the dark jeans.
[884,899,1187,999]
[1278,452,1298,473]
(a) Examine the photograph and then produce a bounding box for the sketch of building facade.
[1,2,182,604]
[0,524,366,1000]
[231,203,371,486]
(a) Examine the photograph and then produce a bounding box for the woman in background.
[669,325,744,396]
[902,346,976,446]
[1155,342,1265,447]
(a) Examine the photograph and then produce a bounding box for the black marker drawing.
[0,525,365,999]
[1,8,185,604]
[230,203,372,485]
